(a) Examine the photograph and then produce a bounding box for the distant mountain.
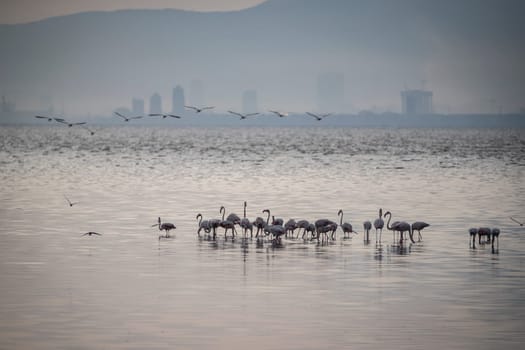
[1,0,524,116]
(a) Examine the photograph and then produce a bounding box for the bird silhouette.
[64,195,78,207]
[363,221,372,242]
[114,112,143,122]
[306,112,332,121]
[510,217,524,226]
[338,209,357,239]
[411,221,430,241]
[185,105,214,113]
[373,208,385,243]
[34,115,54,122]
[152,217,176,238]
[55,118,87,127]
[81,231,101,237]
[269,110,288,118]
[227,111,260,120]
[149,113,182,119]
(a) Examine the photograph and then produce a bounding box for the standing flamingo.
[152,217,176,238]
[239,201,253,237]
[338,210,357,239]
[373,208,385,243]
[363,221,372,242]
[411,221,430,241]
[384,211,414,245]
[196,213,211,236]
[469,228,478,248]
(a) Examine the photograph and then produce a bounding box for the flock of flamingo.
[34,106,335,134]
[151,202,431,246]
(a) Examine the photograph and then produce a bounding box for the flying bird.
[269,110,288,118]
[185,105,215,113]
[54,118,87,127]
[149,113,182,119]
[34,115,54,122]
[227,111,260,119]
[510,217,524,226]
[81,231,101,237]
[64,195,78,207]
[306,112,332,121]
[114,112,143,122]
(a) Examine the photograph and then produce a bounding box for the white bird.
[306,112,332,121]
[373,209,385,242]
[64,195,78,207]
[81,231,101,237]
[152,217,176,237]
[114,112,143,122]
[227,111,260,120]
[149,113,181,119]
[269,110,288,118]
[185,105,214,113]
[411,221,430,241]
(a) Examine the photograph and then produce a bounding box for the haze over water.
[0,125,524,349]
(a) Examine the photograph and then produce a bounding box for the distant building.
[132,98,144,116]
[317,72,344,113]
[190,80,205,107]
[242,90,258,114]
[401,89,433,115]
[172,85,185,115]
[149,93,162,115]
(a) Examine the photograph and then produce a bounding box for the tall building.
[172,85,185,115]
[149,93,162,115]
[242,90,258,114]
[132,98,144,116]
[317,72,344,113]
[401,89,433,115]
[190,80,204,107]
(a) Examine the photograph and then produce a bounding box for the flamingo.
[314,218,337,241]
[64,195,78,207]
[196,213,211,236]
[510,217,523,226]
[149,113,181,119]
[363,221,372,242]
[269,110,288,118]
[35,115,54,122]
[478,227,491,244]
[272,215,284,227]
[338,210,357,239]
[219,206,237,238]
[317,223,338,243]
[284,219,298,238]
[412,221,430,241]
[491,228,500,250]
[185,105,214,113]
[55,118,87,127]
[469,228,478,248]
[227,111,260,120]
[114,112,143,122]
[384,211,414,245]
[81,231,101,237]
[306,112,332,121]
[239,201,253,237]
[296,220,310,239]
[374,208,385,242]
[152,217,176,238]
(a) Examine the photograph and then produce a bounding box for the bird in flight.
[510,217,524,226]
[227,111,260,120]
[185,105,215,113]
[269,110,288,118]
[54,118,87,127]
[114,112,143,122]
[148,113,182,119]
[81,231,102,237]
[64,195,79,207]
[34,115,54,122]
[306,112,332,121]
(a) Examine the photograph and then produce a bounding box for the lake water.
[0,125,524,349]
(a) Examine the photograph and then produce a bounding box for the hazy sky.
[0,0,265,24]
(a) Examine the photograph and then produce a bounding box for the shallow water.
[0,126,524,349]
